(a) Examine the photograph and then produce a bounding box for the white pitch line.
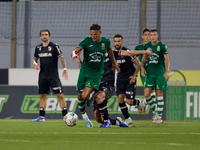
[0,139,28,142]
[0,132,199,135]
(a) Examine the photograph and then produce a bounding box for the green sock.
[78,99,86,114]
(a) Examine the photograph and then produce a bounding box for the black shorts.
[38,76,63,94]
[116,76,136,100]
[93,82,114,112]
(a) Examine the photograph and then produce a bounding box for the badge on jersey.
[48,46,52,51]
[157,46,160,51]
[101,43,105,50]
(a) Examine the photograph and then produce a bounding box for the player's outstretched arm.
[107,47,120,73]
[59,55,68,80]
[120,49,152,56]
[164,54,170,81]
[71,47,82,60]
[33,58,40,70]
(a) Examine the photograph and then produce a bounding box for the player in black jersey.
[76,52,129,127]
[32,29,68,122]
[114,34,146,125]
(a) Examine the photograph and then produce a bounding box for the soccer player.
[141,29,170,123]
[114,34,145,125]
[71,24,120,128]
[76,54,128,128]
[32,29,68,122]
[135,28,158,120]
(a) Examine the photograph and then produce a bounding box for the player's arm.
[33,58,40,70]
[71,47,82,60]
[141,54,147,77]
[77,55,82,69]
[107,47,120,73]
[120,49,152,57]
[59,55,68,80]
[164,54,170,81]
[129,57,142,84]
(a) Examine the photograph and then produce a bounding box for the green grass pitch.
[0,119,200,150]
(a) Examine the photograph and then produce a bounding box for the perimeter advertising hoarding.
[167,86,200,121]
[0,86,166,120]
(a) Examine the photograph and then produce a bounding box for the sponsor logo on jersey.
[48,46,52,51]
[149,53,159,64]
[117,59,126,64]
[101,43,105,50]
[89,45,93,47]
[38,53,52,57]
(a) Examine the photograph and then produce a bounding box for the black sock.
[119,102,130,119]
[62,107,68,116]
[132,99,140,106]
[98,101,109,120]
[109,117,116,125]
[40,107,45,117]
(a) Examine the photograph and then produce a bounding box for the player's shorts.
[144,74,168,90]
[76,69,102,93]
[38,76,63,94]
[93,82,115,112]
[116,76,136,100]
[140,73,155,91]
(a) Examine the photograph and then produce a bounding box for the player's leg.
[51,78,68,118]
[96,90,111,127]
[93,85,128,127]
[141,74,157,115]
[117,77,132,124]
[153,74,167,123]
[32,77,49,122]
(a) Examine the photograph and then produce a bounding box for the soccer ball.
[64,112,78,127]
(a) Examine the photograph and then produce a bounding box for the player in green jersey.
[135,28,158,120]
[141,29,170,123]
[71,24,120,128]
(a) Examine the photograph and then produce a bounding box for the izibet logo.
[0,95,9,113]
[21,95,149,114]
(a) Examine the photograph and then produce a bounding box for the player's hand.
[141,67,146,77]
[145,49,152,56]
[34,63,40,70]
[164,71,169,81]
[62,70,68,80]
[129,76,136,84]
[72,55,78,60]
[113,62,120,73]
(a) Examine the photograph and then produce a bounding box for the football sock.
[157,96,164,118]
[39,107,45,117]
[98,101,109,120]
[119,102,130,119]
[62,107,67,116]
[132,99,140,106]
[151,92,157,112]
[146,96,156,112]
[82,112,89,119]
[78,99,86,114]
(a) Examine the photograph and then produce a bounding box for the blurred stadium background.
[0,0,199,69]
